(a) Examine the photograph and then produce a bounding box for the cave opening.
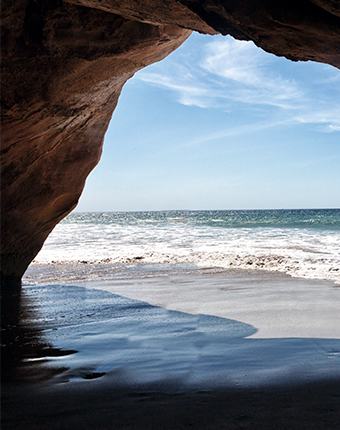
[75,32,340,213]
[2,3,340,427]
[26,32,340,288]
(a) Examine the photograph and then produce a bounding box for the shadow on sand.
[2,283,340,429]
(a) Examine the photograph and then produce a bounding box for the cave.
[1,0,340,291]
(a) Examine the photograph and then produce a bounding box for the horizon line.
[73,207,340,214]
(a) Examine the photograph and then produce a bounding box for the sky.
[76,32,340,212]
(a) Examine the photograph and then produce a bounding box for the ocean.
[25,208,340,285]
[12,209,340,391]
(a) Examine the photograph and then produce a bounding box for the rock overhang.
[1,0,340,288]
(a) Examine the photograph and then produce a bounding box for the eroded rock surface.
[1,0,340,288]
[1,1,191,287]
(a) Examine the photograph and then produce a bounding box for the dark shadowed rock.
[1,0,340,289]
[1,1,190,287]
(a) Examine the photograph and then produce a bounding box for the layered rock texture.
[1,0,340,288]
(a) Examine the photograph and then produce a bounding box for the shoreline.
[65,267,340,339]
[25,256,340,286]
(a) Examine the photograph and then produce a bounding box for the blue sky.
[76,33,340,212]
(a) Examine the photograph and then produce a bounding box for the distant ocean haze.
[26,209,340,284]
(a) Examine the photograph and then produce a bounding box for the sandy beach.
[2,269,340,429]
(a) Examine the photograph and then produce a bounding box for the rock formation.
[1,0,340,289]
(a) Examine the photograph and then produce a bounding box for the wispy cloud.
[200,38,302,107]
[178,119,289,148]
[136,35,340,132]
[137,36,302,109]
[137,72,212,108]
[293,107,340,132]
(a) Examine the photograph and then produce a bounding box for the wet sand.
[2,269,340,429]
[3,378,340,430]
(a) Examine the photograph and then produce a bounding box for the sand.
[2,269,340,429]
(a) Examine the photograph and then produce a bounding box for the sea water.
[26,209,340,284]
[21,209,340,386]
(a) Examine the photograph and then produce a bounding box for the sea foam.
[29,210,340,284]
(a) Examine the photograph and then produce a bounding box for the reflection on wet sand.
[1,280,340,430]
[2,282,340,388]
[1,287,76,384]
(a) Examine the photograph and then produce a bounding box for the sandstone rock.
[65,0,340,67]
[1,0,340,288]
[1,1,190,287]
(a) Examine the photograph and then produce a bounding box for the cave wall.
[1,0,340,287]
[66,0,340,67]
[1,0,191,286]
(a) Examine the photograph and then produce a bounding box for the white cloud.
[200,38,302,106]
[138,72,211,108]
[202,38,261,85]
[178,119,289,148]
[293,107,340,132]
[138,36,302,108]
[136,34,340,132]
[329,124,340,131]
